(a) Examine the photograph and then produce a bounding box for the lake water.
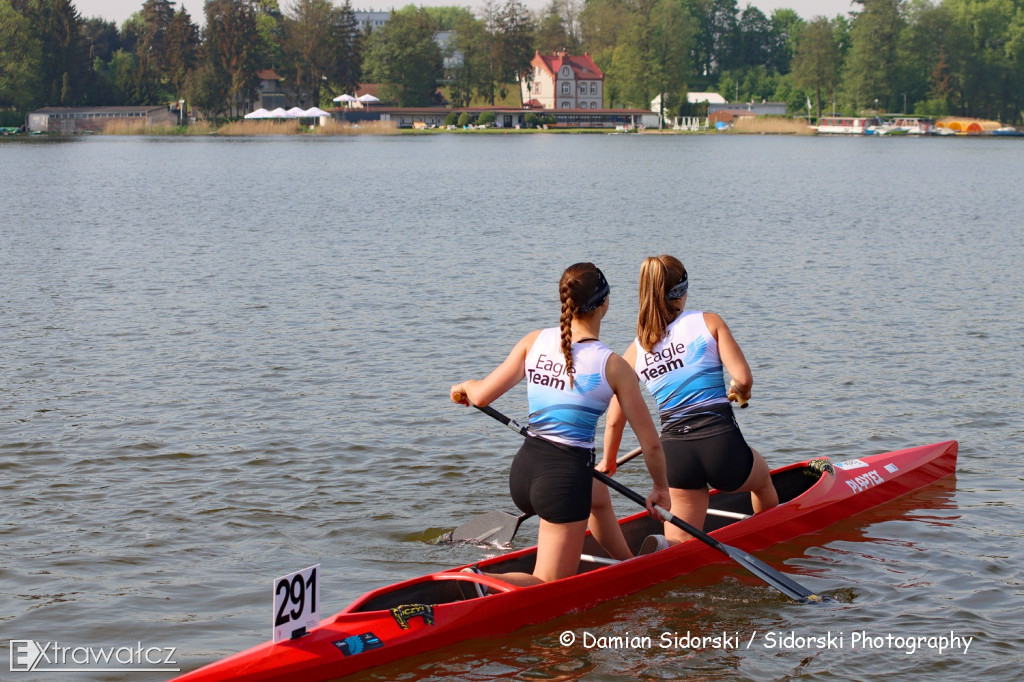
[2,133,1022,680]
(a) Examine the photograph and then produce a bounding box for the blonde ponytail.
[637,255,686,353]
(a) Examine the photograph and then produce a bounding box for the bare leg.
[488,518,588,586]
[664,487,709,545]
[588,480,633,560]
[736,447,778,513]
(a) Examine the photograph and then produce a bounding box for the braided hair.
[558,263,609,388]
[637,255,687,353]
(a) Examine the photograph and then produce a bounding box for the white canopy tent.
[244,108,269,119]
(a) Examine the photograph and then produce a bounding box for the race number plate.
[273,564,320,643]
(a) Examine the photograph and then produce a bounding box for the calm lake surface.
[2,133,1022,680]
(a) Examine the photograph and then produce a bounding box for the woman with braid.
[604,255,777,554]
[451,262,670,587]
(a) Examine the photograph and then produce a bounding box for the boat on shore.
[174,440,958,681]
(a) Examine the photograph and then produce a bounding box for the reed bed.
[100,120,178,135]
[216,119,302,136]
[730,116,814,135]
[311,119,399,135]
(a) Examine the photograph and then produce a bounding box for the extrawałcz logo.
[9,640,179,673]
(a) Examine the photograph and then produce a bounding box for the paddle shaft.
[464,402,824,603]
[592,469,726,551]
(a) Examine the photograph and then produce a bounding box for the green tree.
[186,59,229,122]
[0,0,43,110]
[81,17,121,63]
[792,16,841,119]
[490,0,535,100]
[738,5,772,68]
[535,0,582,54]
[940,0,1021,121]
[362,7,443,106]
[682,0,740,81]
[15,0,89,105]
[612,0,691,119]
[203,0,259,115]
[446,12,492,107]
[165,7,199,98]
[768,8,804,75]
[283,0,361,108]
[138,0,175,72]
[578,0,629,104]
[251,0,285,70]
[842,0,905,112]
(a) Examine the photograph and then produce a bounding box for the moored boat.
[813,115,877,135]
[174,440,958,681]
[867,116,936,136]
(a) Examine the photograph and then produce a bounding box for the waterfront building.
[27,106,178,133]
[520,51,604,110]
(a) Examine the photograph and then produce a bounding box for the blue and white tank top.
[525,327,615,449]
[633,311,729,426]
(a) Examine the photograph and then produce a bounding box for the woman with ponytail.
[451,263,670,586]
[604,255,777,553]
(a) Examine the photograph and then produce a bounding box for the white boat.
[869,116,935,135]
[813,116,874,135]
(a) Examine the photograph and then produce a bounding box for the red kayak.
[175,440,957,681]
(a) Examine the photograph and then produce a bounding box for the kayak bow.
[174,440,957,681]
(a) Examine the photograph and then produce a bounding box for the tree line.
[1,0,1022,125]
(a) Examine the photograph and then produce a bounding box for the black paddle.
[447,444,643,544]
[463,401,826,604]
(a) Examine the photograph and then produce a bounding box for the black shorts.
[508,435,595,524]
[662,426,754,491]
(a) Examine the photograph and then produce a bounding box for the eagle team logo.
[572,372,602,394]
[639,336,707,381]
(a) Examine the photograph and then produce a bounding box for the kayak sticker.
[391,603,435,629]
[845,469,885,494]
[884,463,899,474]
[835,458,869,470]
[333,632,383,657]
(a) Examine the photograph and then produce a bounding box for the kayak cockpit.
[344,459,830,613]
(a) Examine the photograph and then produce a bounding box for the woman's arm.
[705,312,752,400]
[605,353,670,514]
[600,343,638,475]
[450,330,540,407]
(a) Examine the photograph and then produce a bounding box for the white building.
[521,51,604,110]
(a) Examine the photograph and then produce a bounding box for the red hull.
[175,440,957,681]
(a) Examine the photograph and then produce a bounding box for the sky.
[73,0,857,27]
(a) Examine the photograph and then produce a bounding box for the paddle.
[464,401,826,604]
[447,444,643,544]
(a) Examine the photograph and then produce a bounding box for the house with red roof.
[520,51,604,110]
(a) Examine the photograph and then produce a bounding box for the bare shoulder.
[509,329,543,357]
[702,311,728,331]
[604,352,638,386]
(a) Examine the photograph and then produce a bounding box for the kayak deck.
[175,440,957,681]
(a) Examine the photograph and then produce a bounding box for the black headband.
[578,268,610,313]
[666,272,688,300]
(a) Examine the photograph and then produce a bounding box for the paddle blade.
[449,511,527,545]
[720,544,828,603]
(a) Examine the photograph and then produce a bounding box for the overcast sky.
[73,0,857,26]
